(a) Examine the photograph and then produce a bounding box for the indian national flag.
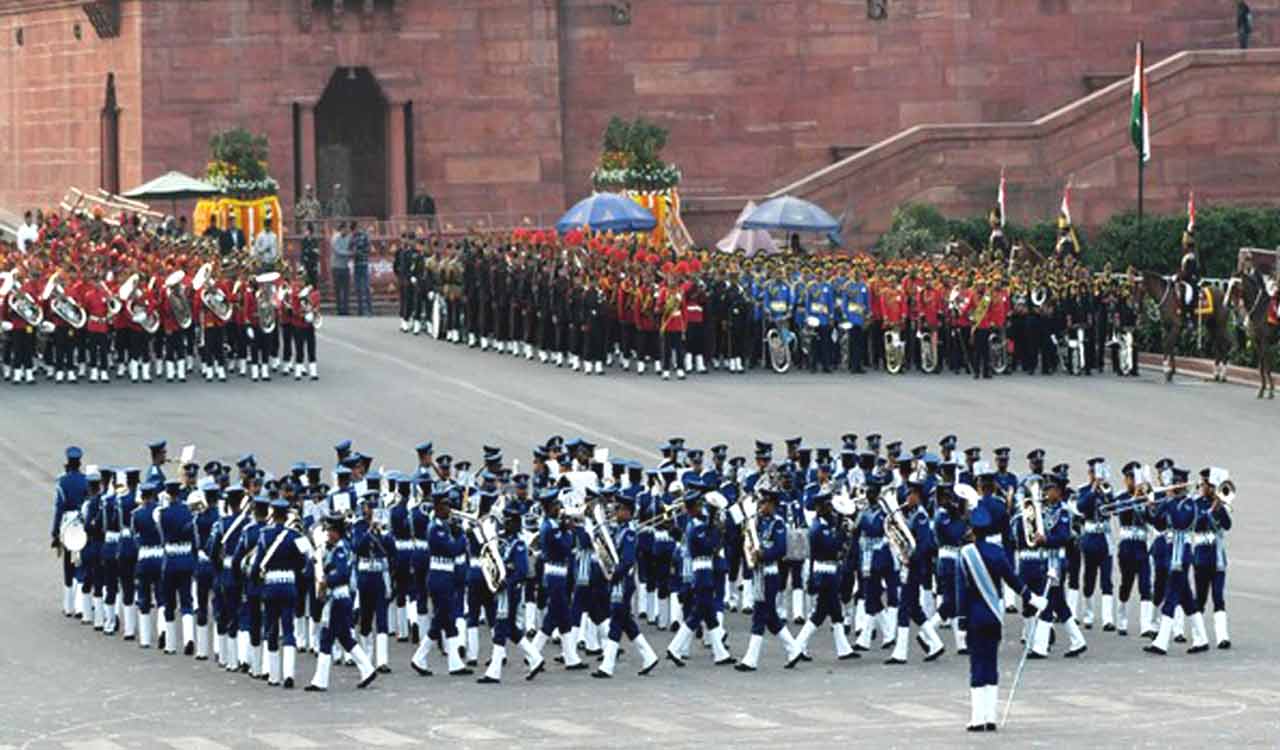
[1060,179,1072,224]
[1130,41,1150,163]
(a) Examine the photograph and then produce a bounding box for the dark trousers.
[293,327,316,363]
[332,269,351,316]
[971,328,991,377]
[354,265,372,316]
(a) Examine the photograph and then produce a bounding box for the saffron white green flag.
[1131,42,1150,163]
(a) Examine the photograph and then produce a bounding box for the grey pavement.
[2,318,1278,749]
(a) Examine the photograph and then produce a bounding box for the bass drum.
[766,327,791,374]
[59,513,87,553]
[989,328,1010,375]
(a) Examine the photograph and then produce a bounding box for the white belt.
[357,560,387,573]
[105,531,122,544]
[198,551,210,563]
[692,557,713,572]
[264,570,296,584]
[1162,530,1175,543]
[119,529,133,538]
[414,540,430,551]
[138,546,163,560]
[544,563,568,577]
[454,554,466,564]
[1018,550,1048,561]
[1120,527,1148,541]
[395,540,416,551]
[329,585,351,599]
[653,531,671,542]
[937,547,958,560]
[164,542,192,555]
[430,556,455,572]
[761,563,779,576]
[812,561,838,574]
[222,558,234,570]
[1083,521,1108,535]
[1190,532,1216,546]
[985,533,1003,545]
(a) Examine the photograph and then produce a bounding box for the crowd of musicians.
[1,210,323,385]
[51,432,1235,727]
[391,220,1150,380]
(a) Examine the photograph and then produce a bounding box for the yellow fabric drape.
[193,195,282,239]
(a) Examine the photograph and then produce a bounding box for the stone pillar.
[299,102,317,199]
[387,100,407,219]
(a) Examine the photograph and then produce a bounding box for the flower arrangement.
[591,116,681,192]
[206,128,279,199]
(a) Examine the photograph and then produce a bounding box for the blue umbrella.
[556,192,657,234]
[740,195,840,233]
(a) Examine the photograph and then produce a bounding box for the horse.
[1137,271,1233,382]
[1229,265,1278,398]
[942,239,977,264]
[1007,241,1044,274]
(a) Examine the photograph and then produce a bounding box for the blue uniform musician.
[191,479,221,659]
[1028,472,1088,659]
[666,489,732,666]
[388,472,417,641]
[735,489,799,670]
[522,489,583,679]
[1111,462,1156,636]
[250,498,307,687]
[409,488,472,676]
[886,481,946,664]
[1074,458,1116,630]
[854,478,900,651]
[353,482,395,673]
[1191,468,1232,651]
[305,513,378,691]
[232,496,270,677]
[158,478,196,656]
[209,485,248,671]
[79,469,106,629]
[789,490,858,665]
[1145,468,1200,655]
[593,492,661,678]
[957,504,1044,732]
[479,503,532,683]
[52,446,88,618]
[931,483,969,653]
[131,480,164,649]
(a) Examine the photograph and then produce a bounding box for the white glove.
[246,326,255,340]
[1029,593,1048,613]
[0,321,11,332]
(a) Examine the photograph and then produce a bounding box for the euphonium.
[42,272,87,329]
[1019,476,1046,548]
[255,272,280,334]
[299,286,323,329]
[10,285,44,327]
[164,270,192,330]
[877,494,916,568]
[587,501,620,581]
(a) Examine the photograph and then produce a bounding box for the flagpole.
[1136,40,1145,254]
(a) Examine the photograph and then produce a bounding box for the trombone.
[636,501,681,531]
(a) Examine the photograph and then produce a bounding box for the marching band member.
[1029,471,1088,659]
[250,497,307,687]
[1191,468,1232,650]
[52,446,88,617]
[210,484,248,671]
[853,477,899,652]
[158,478,196,656]
[192,478,221,659]
[521,488,583,679]
[233,496,270,677]
[735,488,799,671]
[306,513,378,691]
[885,480,945,664]
[1112,462,1155,637]
[1075,458,1116,630]
[79,468,106,628]
[787,490,857,665]
[1145,468,1204,655]
[593,490,661,677]
[409,487,471,677]
[930,482,969,653]
[353,483,395,673]
[665,488,732,666]
[131,480,163,649]
[957,503,1044,732]
[479,502,532,683]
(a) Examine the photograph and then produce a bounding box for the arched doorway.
[315,67,387,218]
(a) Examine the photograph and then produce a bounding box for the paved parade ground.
[3,317,1278,749]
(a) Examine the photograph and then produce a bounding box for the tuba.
[884,327,905,374]
[164,270,192,329]
[120,274,160,334]
[299,285,323,329]
[917,321,938,373]
[8,279,44,327]
[255,272,280,333]
[194,262,233,322]
[470,513,507,594]
[42,272,87,329]
[586,500,619,581]
[729,495,761,570]
[877,494,916,568]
